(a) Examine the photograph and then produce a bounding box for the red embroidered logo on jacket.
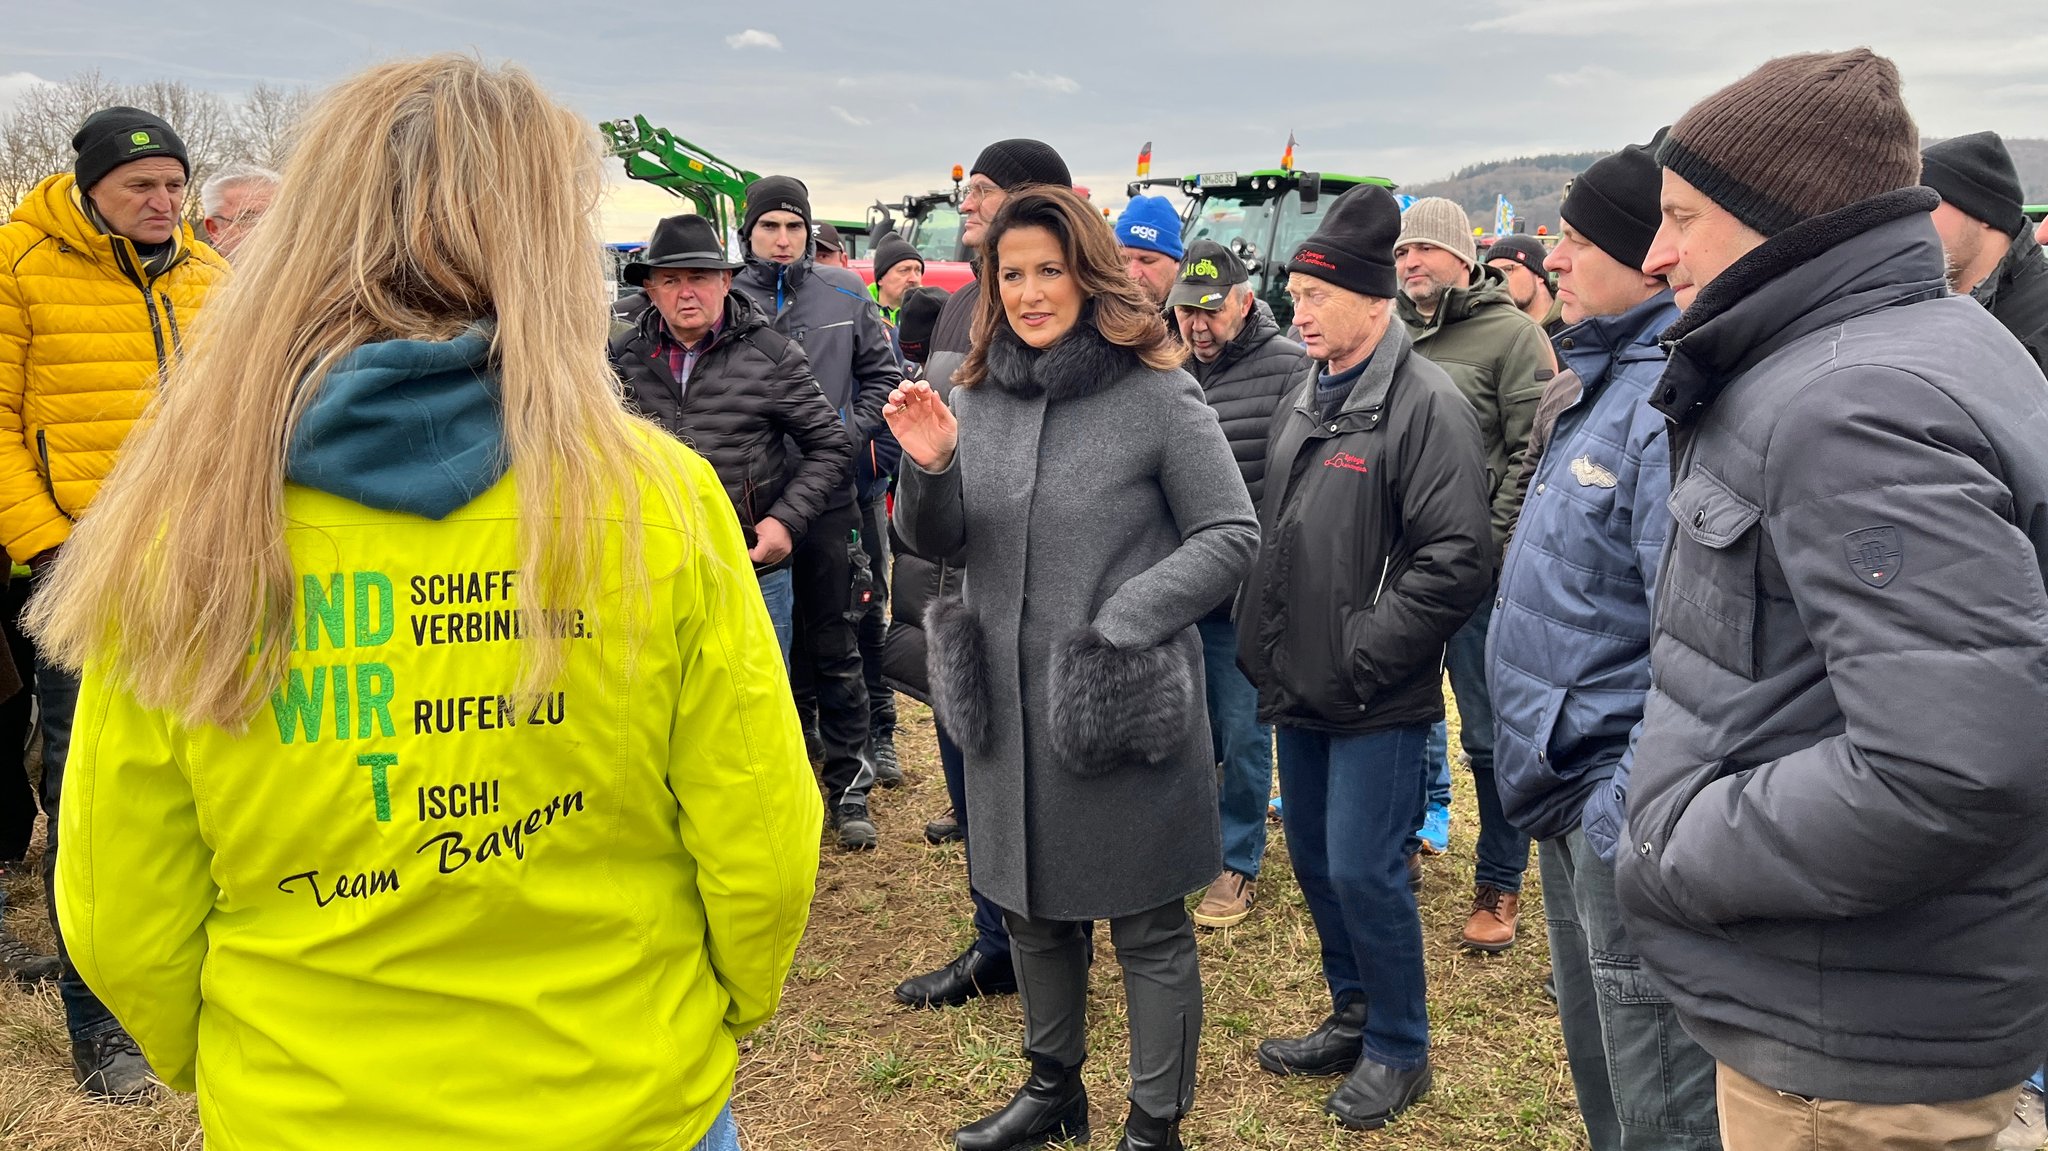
[1322,450,1370,474]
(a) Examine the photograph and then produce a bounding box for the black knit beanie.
[1922,132,2027,237]
[742,175,812,239]
[1561,138,1664,272]
[970,139,1071,191]
[1286,184,1401,299]
[1658,48,1919,237]
[871,234,924,281]
[1484,235,1552,285]
[896,286,951,364]
[73,106,188,193]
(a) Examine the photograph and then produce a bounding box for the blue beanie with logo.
[1114,196,1184,260]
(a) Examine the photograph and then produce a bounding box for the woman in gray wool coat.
[889,186,1259,1151]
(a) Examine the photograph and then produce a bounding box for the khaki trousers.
[1717,1063,2020,1151]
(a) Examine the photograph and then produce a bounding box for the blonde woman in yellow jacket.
[27,57,821,1151]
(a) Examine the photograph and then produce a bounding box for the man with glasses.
[198,164,279,260]
[1486,235,1566,338]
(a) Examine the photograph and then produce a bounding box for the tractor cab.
[1130,169,1397,329]
[868,166,970,264]
[863,166,977,291]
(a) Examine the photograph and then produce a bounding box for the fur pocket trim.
[1049,628,1194,776]
[926,594,995,755]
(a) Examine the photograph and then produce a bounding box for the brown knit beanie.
[1658,48,1919,237]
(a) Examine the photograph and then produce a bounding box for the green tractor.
[601,115,757,241]
[1127,169,1398,328]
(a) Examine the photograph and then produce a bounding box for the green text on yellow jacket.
[56,332,821,1151]
[0,172,229,561]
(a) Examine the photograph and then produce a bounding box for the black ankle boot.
[1256,998,1367,1076]
[1325,1056,1432,1130]
[1115,1105,1181,1151]
[954,1055,1089,1150]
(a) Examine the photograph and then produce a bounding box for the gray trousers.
[1543,828,1721,1150]
[1004,900,1201,1121]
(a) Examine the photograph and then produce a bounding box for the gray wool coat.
[894,321,1260,921]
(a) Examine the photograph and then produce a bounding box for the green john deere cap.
[1166,239,1249,310]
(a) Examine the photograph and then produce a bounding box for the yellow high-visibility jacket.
[0,172,228,561]
[57,420,821,1151]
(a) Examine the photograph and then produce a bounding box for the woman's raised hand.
[883,381,958,473]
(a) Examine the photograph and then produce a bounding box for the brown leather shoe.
[1460,885,1519,953]
[1193,870,1255,928]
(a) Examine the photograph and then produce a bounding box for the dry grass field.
[0,699,1586,1150]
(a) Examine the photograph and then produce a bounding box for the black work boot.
[870,728,903,788]
[0,926,60,987]
[1116,1105,1182,1151]
[73,1028,158,1102]
[954,1055,1089,1150]
[1325,1056,1432,1130]
[1256,998,1367,1077]
[835,798,877,852]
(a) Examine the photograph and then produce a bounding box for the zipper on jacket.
[35,429,74,521]
[161,293,183,359]
[112,243,170,374]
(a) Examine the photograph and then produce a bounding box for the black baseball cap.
[1166,240,1249,310]
[813,221,845,253]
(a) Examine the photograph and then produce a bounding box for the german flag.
[1136,141,1152,177]
[1281,132,1297,171]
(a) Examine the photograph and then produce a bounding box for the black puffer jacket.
[733,251,899,453]
[1186,299,1308,509]
[1236,321,1493,732]
[1977,225,2048,375]
[608,290,853,568]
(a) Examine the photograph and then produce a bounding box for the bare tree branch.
[1,72,312,222]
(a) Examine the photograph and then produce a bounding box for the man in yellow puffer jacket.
[0,106,227,1099]
[0,107,228,563]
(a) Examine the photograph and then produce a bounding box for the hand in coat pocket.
[1048,628,1195,776]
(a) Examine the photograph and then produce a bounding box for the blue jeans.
[938,723,1011,962]
[35,657,122,1044]
[689,1103,742,1151]
[1446,596,1530,892]
[1424,720,1451,809]
[1198,618,1271,879]
[1275,724,1430,1070]
[757,568,794,666]
[1542,829,1720,1150]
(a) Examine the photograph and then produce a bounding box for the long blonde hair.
[28,55,665,730]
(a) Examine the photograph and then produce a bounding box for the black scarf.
[983,308,1141,402]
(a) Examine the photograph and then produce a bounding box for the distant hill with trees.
[1404,139,2048,234]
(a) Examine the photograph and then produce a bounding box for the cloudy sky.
[2,0,2043,240]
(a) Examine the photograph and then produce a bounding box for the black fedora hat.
[624,215,741,285]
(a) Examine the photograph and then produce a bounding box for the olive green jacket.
[1399,264,1557,558]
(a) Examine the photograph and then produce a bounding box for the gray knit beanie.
[1394,198,1477,266]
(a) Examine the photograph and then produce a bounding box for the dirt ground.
[0,698,1586,1150]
